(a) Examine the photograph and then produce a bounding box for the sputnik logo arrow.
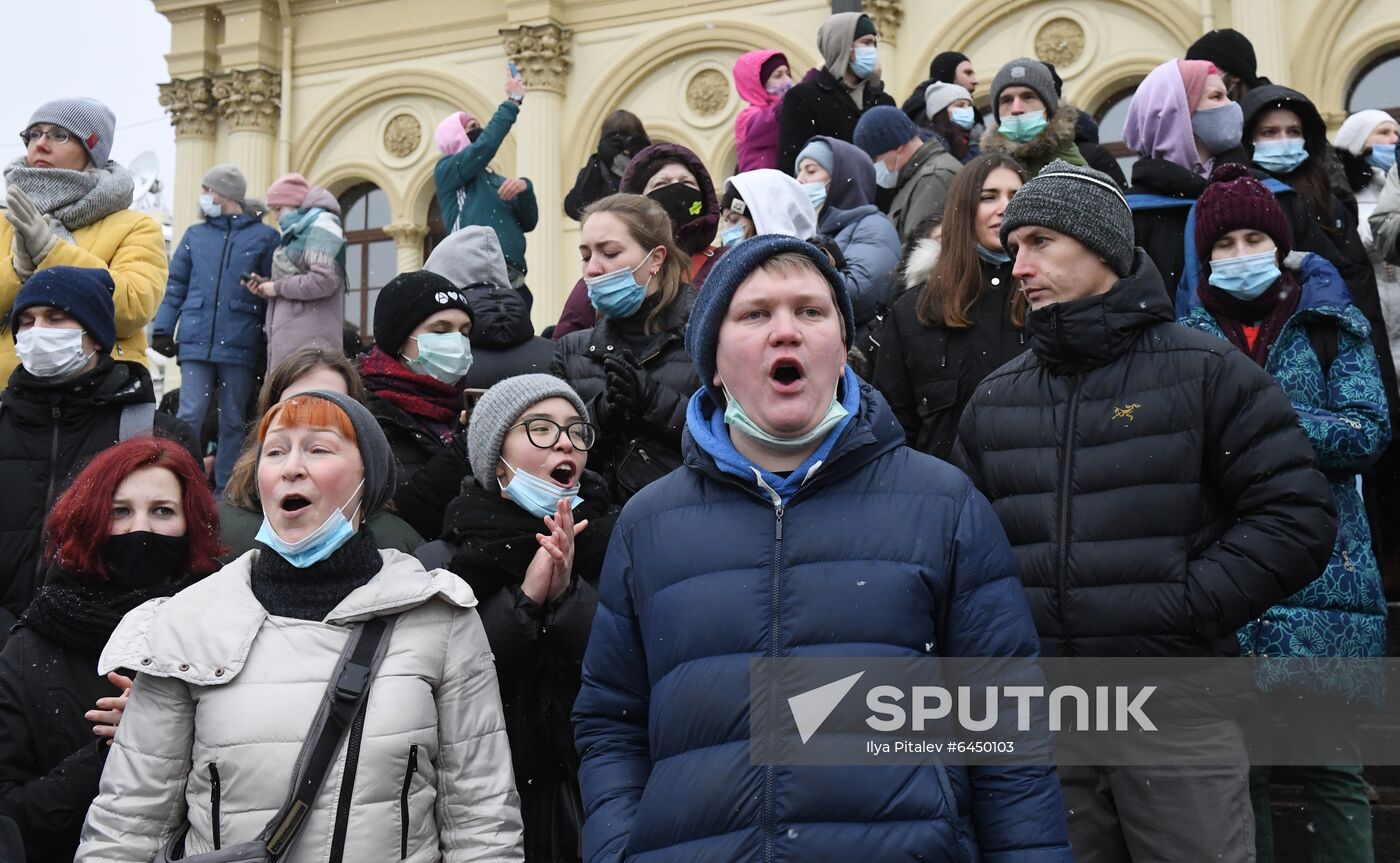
[788,672,865,744]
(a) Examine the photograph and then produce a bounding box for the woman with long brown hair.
[873,153,1028,459]
[552,193,699,502]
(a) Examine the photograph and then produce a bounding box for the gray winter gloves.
[4,185,58,277]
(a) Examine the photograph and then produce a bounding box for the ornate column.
[1231,0,1289,85]
[158,77,218,243]
[213,68,281,201]
[384,223,429,274]
[865,0,903,46]
[501,22,572,331]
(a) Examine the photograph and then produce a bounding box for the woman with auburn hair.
[0,436,222,863]
[873,153,1029,459]
[77,391,522,862]
[552,193,699,501]
[220,346,422,561]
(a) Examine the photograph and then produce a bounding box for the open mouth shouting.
[278,492,315,519]
[547,460,580,489]
[769,357,806,394]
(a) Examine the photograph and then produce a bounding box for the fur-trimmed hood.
[980,104,1081,168]
[902,236,941,292]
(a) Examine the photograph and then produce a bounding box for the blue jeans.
[177,361,255,495]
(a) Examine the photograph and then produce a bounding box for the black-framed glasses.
[19,126,73,147]
[511,418,597,451]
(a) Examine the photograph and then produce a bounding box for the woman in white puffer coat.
[76,389,524,862]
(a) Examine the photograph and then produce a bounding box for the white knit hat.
[925,82,974,121]
[1335,110,1396,156]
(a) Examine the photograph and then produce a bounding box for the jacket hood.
[621,143,720,254]
[818,202,880,236]
[300,185,341,216]
[682,367,898,503]
[818,12,862,80]
[1240,85,1329,162]
[1026,249,1173,373]
[97,549,476,684]
[981,105,1081,166]
[725,169,818,239]
[422,225,513,291]
[1124,61,1200,172]
[1128,156,1210,198]
[814,135,876,209]
[902,236,942,292]
[8,356,154,408]
[464,285,534,348]
[734,49,785,108]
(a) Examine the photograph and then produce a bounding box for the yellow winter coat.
[0,209,166,384]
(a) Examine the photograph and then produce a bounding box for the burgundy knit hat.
[1194,163,1293,260]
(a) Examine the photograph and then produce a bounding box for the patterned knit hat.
[1000,160,1135,277]
[28,98,116,167]
[1194,163,1293,260]
[467,374,589,492]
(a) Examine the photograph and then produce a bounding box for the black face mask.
[466,126,483,144]
[647,182,705,229]
[103,531,190,590]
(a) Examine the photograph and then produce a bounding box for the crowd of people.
[0,9,1397,863]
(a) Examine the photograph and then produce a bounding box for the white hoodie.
[725,169,817,239]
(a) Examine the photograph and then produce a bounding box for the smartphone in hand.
[508,61,520,78]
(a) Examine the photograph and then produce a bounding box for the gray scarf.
[4,157,135,241]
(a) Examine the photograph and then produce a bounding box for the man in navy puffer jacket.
[573,234,1073,863]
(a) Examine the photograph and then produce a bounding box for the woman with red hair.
[0,436,222,863]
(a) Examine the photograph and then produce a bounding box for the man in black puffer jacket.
[952,162,1337,863]
[0,268,195,643]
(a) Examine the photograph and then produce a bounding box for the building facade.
[153,0,1400,338]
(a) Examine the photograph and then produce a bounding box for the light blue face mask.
[998,111,1048,143]
[849,45,878,79]
[874,158,899,189]
[1208,249,1281,300]
[256,480,364,568]
[1252,138,1308,174]
[975,244,1012,265]
[1370,143,1397,173]
[722,382,849,453]
[950,106,977,130]
[406,331,473,385]
[585,248,656,318]
[802,181,828,212]
[500,457,583,518]
[199,194,221,219]
[277,208,303,233]
[720,223,747,247]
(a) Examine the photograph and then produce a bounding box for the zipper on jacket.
[35,408,62,582]
[400,744,418,859]
[328,700,369,863]
[761,483,785,863]
[208,225,236,350]
[1055,377,1083,656]
[208,762,222,850]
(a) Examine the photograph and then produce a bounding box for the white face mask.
[16,327,92,379]
[199,194,222,219]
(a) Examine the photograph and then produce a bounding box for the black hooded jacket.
[777,68,895,176]
[462,284,554,390]
[952,252,1337,658]
[0,359,194,630]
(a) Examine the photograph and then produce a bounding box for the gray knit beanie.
[261,390,398,517]
[991,58,1059,121]
[202,164,248,205]
[467,374,589,492]
[28,98,116,167]
[794,139,835,176]
[1000,160,1135,278]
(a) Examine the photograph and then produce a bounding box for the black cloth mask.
[647,182,705,230]
[103,531,190,590]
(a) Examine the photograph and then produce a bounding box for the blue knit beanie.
[853,106,919,159]
[685,235,854,402]
[11,266,117,351]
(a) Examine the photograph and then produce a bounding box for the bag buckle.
[334,662,370,702]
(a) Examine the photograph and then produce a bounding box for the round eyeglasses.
[20,126,73,147]
[510,418,597,451]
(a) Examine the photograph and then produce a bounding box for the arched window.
[1348,52,1400,118]
[423,197,448,262]
[339,183,394,345]
[1094,86,1141,182]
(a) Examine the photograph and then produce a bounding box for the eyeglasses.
[19,126,74,147]
[510,418,597,451]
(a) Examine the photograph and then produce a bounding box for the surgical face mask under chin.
[998,111,1048,143]
[874,158,899,189]
[16,327,93,379]
[1208,249,1281,300]
[255,480,365,568]
[406,331,473,385]
[1252,138,1308,174]
[585,248,656,318]
[500,457,583,518]
[949,106,977,130]
[199,194,222,219]
[849,45,878,79]
[721,381,849,453]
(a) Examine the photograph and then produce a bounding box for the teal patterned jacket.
[1180,253,1391,687]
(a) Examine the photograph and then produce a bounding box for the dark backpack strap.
[119,402,157,441]
[1307,319,1340,386]
[262,616,395,860]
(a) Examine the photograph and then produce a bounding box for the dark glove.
[605,352,655,415]
[151,332,177,358]
[811,235,847,271]
[598,132,627,165]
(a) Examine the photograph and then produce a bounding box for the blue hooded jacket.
[810,135,901,330]
[573,375,1073,863]
[153,213,278,368]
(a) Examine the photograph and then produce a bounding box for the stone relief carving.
[158,77,218,138]
[686,69,730,117]
[383,113,422,158]
[1035,18,1086,68]
[500,23,573,93]
[212,68,281,134]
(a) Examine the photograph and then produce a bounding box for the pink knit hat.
[1176,60,1217,115]
[436,112,479,156]
[265,172,310,208]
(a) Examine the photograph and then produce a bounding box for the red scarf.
[1197,272,1301,367]
[357,346,460,442]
